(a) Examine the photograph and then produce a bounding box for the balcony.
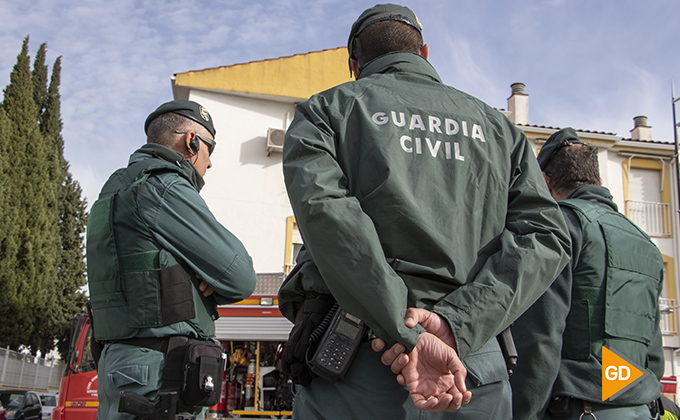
[660,297,678,335]
[625,200,672,237]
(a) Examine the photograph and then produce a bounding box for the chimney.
[630,115,652,141]
[507,83,529,125]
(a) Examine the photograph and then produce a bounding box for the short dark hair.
[355,20,423,67]
[146,112,203,147]
[543,143,600,197]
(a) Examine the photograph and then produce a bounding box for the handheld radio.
[307,308,367,383]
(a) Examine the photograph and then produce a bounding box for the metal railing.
[625,200,672,237]
[661,298,678,335]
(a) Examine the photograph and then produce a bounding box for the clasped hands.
[371,308,472,412]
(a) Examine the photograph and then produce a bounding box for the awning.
[215,316,293,341]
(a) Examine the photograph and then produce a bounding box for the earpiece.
[189,137,200,155]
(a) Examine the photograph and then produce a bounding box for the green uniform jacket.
[87,144,257,340]
[279,51,571,357]
[511,185,664,419]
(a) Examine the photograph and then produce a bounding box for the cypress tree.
[32,50,66,355]
[42,56,88,357]
[1,36,41,349]
[28,42,62,356]
[1,36,60,354]
[32,43,48,123]
[31,43,64,354]
[1,38,88,356]
[0,108,19,344]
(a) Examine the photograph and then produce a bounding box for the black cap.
[144,99,216,137]
[347,3,423,61]
[536,127,588,170]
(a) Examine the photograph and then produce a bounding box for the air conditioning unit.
[266,128,286,155]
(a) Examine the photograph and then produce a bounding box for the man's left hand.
[198,279,214,297]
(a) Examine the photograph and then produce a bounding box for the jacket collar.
[358,51,442,83]
[566,185,617,212]
[129,143,205,192]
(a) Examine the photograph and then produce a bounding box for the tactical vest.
[559,198,663,368]
[87,158,218,341]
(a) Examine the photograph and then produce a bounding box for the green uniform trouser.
[293,340,511,420]
[545,401,653,420]
[96,343,205,420]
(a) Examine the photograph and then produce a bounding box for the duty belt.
[547,396,661,419]
[110,336,176,353]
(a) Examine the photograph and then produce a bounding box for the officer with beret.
[278,3,571,418]
[510,128,665,419]
[87,99,257,419]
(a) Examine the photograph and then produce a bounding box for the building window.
[660,256,677,335]
[624,159,672,237]
[284,216,303,274]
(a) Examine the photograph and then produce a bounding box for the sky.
[1,0,679,206]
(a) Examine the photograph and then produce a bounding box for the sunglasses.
[175,130,216,156]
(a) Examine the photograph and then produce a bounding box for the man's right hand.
[371,308,472,411]
[402,332,471,411]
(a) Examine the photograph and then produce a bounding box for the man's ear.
[542,171,552,192]
[420,44,429,60]
[176,131,195,158]
[350,58,361,79]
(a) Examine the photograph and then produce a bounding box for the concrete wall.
[0,347,63,392]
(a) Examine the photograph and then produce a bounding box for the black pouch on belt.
[281,295,335,386]
[181,339,226,407]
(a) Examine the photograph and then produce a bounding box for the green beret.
[537,127,588,170]
[347,3,423,61]
[144,99,216,137]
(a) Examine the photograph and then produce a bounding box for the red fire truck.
[53,313,98,420]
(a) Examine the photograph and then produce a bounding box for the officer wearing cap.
[278,4,570,418]
[87,99,257,419]
[510,128,664,419]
